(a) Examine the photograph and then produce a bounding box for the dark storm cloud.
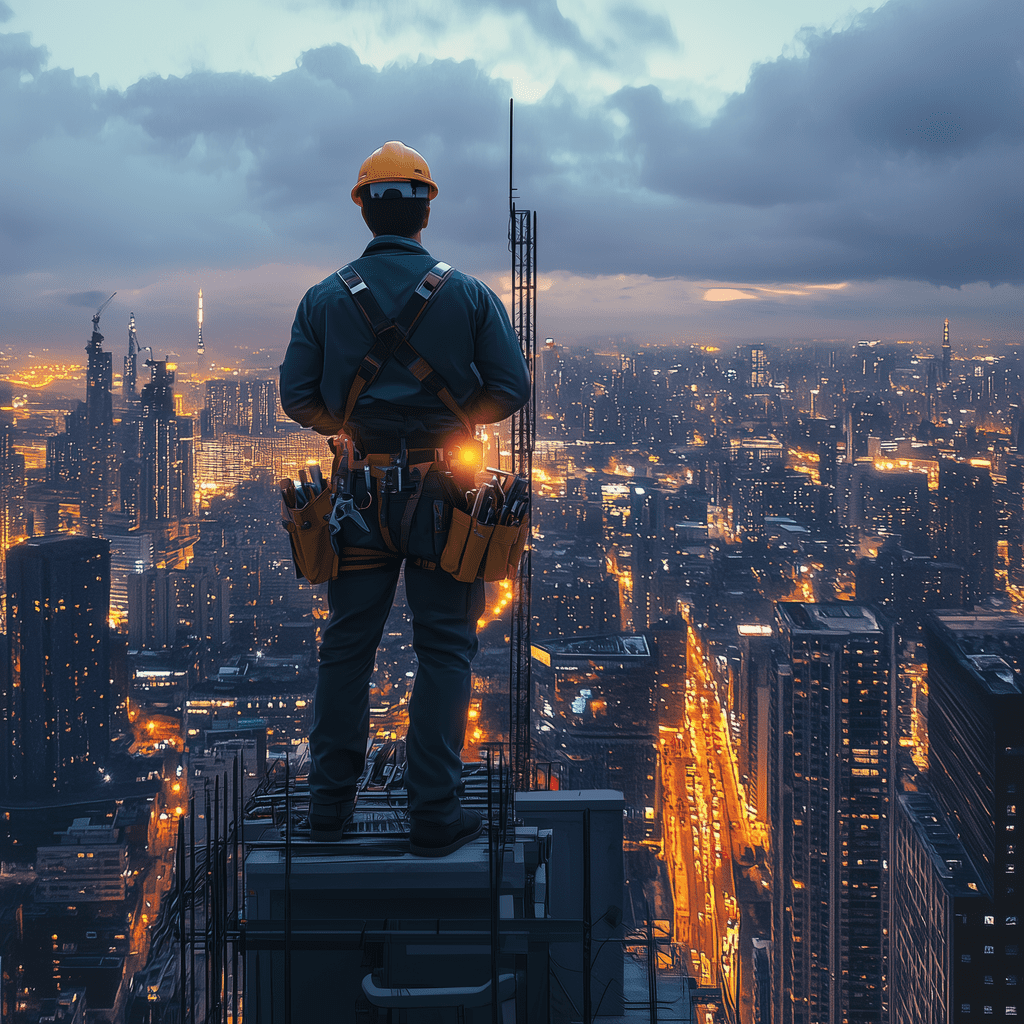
[606,0,1024,284]
[325,0,603,63]
[1,0,1021,294]
[66,290,111,307]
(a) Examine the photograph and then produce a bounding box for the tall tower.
[941,317,951,383]
[81,295,117,536]
[1,535,111,799]
[770,603,892,1024]
[124,311,140,405]
[197,288,206,374]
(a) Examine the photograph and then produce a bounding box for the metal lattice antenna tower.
[508,98,537,794]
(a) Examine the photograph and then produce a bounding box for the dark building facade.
[923,610,1024,1020]
[856,538,967,638]
[531,633,658,841]
[936,462,996,602]
[891,791,991,1024]
[770,602,892,1024]
[1,536,111,800]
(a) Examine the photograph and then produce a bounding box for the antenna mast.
[508,97,536,795]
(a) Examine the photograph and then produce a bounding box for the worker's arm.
[279,290,345,436]
[464,281,532,424]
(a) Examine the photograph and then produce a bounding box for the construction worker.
[279,142,530,855]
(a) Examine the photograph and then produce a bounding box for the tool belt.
[439,469,531,583]
[278,259,529,584]
[280,465,337,585]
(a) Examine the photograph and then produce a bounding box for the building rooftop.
[777,602,882,635]
[927,609,1024,695]
[532,634,651,660]
[898,792,987,898]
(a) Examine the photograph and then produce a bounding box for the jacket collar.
[360,235,431,258]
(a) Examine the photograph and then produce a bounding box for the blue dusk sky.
[1,0,1022,363]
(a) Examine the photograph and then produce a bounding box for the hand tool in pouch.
[329,442,370,535]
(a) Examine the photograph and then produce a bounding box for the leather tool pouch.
[281,484,338,584]
[440,510,530,583]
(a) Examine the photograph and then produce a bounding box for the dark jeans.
[309,465,484,823]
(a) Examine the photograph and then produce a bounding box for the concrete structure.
[769,603,892,1024]
[891,792,989,1024]
[2,535,111,800]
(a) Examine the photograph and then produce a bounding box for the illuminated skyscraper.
[750,344,768,389]
[123,311,141,405]
[770,603,892,1024]
[942,317,951,383]
[121,361,194,524]
[1,535,111,800]
[81,300,118,536]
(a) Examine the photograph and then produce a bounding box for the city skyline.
[2,0,1023,354]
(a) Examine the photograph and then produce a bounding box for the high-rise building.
[750,344,768,390]
[531,633,658,841]
[127,565,228,650]
[629,481,663,630]
[1,536,111,800]
[122,361,194,524]
[80,306,117,536]
[936,462,996,602]
[855,538,967,638]
[770,602,892,1024]
[922,609,1024,1017]
[0,423,18,584]
[890,791,991,1024]
[123,311,141,406]
[201,378,277,437]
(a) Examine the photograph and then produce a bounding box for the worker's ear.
[422,204,430,231]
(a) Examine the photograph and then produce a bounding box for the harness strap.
[336,262,473,435]
[399,462,434,552]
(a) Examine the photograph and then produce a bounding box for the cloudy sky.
[2,0,1022,364]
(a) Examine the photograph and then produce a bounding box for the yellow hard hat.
[351,141,438,206]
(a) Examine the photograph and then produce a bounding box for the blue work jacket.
[279,235,531,440]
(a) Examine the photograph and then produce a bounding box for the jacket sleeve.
[279,289,345,436]
[464,281,532,424]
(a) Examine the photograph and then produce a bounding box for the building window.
[987,915,996,925]
[986,946,996,955]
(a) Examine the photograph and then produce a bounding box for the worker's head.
[352,141,437,239]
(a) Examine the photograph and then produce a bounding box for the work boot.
[309,801,355,842]
[409,808,484,857]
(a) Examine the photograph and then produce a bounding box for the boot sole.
[408,818,484,857]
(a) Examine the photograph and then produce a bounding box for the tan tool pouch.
[281,485,338,585]
[440,509,530,583]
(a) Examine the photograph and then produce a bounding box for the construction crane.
[92,292,116,332]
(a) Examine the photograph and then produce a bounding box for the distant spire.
[197,288,206,373]
[941,316,951,383]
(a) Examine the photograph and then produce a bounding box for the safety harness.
[330,261,473,559]
[335,261,472,435]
